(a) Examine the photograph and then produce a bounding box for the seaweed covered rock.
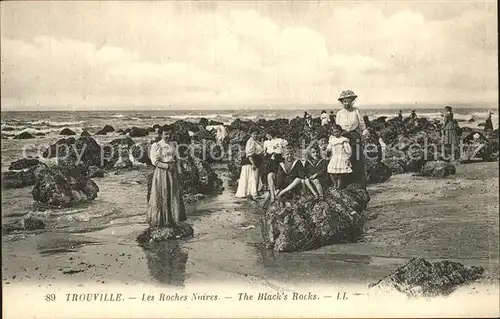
[95,125,115,135]
[80,130,92,137]
[261,186,370,252]
[2,162,48,189]
[420,161,456,178]
[381,158,407,175]
[60,128,76,136]
[9,158,41,170]
[2,216,46,234]
[14,131,35,139]
[42,136,113,168]
[461,132,496,162]
[32,166,99,208]
[136,224,194,244]
[87,165,105,178]
[364,159,392,184]
[369,258,484,298]
[131,142,152,165]
[227,145,244,188]
[126,127,149,137]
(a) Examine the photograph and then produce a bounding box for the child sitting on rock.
[275,147,319,200]
[306,145,329,198]
[327,125,352,190]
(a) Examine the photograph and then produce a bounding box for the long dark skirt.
[146,165,187,227]
[343,130,366,187]
[442,128,459,146]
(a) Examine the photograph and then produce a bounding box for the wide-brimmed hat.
[338,90,358,101]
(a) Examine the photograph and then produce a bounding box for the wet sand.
[2,162,499,295]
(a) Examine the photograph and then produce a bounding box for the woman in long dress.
[442,105,459,160]
[335,90,369,187]
[235,129,264,199]
[146,127,187,228]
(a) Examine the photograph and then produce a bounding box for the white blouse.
[150,140,177,166]
[336,108,366,133]
[263,138,288,155]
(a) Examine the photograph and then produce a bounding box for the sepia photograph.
[1,1,499,318]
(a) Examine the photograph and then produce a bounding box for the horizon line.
[1,101,498,112]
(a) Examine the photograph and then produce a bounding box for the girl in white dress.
[327,125,352,189]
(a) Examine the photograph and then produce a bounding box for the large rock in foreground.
[369,258,484,298]
[420,161,456,178]
[261,185,370,252]
[136,224,194,244]
[32,166,99,208]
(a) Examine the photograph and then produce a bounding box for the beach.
[1,108,499,319]
[3,160,498,289]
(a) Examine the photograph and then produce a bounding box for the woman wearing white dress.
[335,90,369,187]
[235,129,264,199]
[327,125,352,189]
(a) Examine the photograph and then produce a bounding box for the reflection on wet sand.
[142,241,189,287]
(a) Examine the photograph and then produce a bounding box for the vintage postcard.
[1,1,499,318]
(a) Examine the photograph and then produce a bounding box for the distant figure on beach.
[303,111,310,119]
[263,130,288,201]
[329,111,336,125]
[235,129,264,199]
[307,145,329,198]
[336,90,368,187]
[206,124,228,145]
[410,110,418,120]
[275,148,318,200]
[484,110,494,132]
[442,106,459,160]
[320,110,330,126]
[326,124,352,190]
[398,110,403,120]
[146,127,186,228]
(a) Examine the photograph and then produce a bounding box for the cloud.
[0,1,497,109]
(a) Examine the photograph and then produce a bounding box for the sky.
[1,1,498,111]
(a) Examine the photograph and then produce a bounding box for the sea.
[1,107,498,172]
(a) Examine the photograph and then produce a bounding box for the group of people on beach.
[235,90,369,202]
[142,88,496,231]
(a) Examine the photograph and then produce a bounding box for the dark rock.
[14,132,35,139]
[2,163,48,189]
[95,125,115,135]
[35,132,46,136]
[9,158,41,170]
[2,216,45,233]
[32,166,99,208]
[381,158,407,174]
[364,159,392,184]
[42,136,114,168]
[420,161,456,178]
[60,128,76,136]
[136,224,194,244]
[369,258,484,297]
[81,130,91,137]
[127,127,149,137]
[131,142,152,165]
[261,186,369,252]
[87,166,105,178]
